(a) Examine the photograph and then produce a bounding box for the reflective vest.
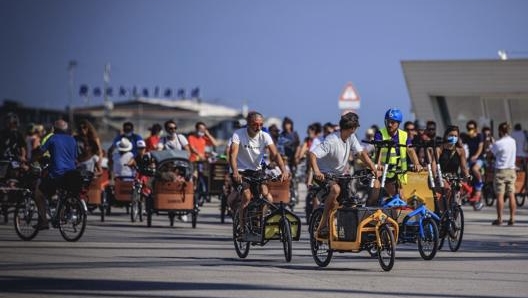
[380,128,408,184]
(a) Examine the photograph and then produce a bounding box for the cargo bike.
[83,168,109,222]
[232,169,301,262]
[365,139,440,260]
[144,150,198,228]
[309,171,399,271]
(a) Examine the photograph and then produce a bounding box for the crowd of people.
[1,108,527,230]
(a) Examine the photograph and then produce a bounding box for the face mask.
[197,131,205,137]
[171,132,178,139]
[447,136,458,145]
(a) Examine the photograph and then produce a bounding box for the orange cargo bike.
[144,150,198,228]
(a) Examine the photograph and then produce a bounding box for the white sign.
[338,82,360,110]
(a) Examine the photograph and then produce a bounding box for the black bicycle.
[14,169,89,242]
[437,173,465,252]
[232,169,301,262]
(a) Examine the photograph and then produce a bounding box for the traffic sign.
[338,82,360,110]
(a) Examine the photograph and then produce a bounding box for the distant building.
[74,97,243,142]
[402,59,528,134]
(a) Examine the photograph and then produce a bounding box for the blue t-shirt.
[40,132,78,178]
[465,133,484,158]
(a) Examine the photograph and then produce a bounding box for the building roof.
[401,58,528,132]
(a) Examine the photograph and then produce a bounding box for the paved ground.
[0,184,527,298]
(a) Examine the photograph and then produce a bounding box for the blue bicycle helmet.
[385,108,403,123]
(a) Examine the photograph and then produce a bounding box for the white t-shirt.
[159,134,188,151]
[78,155,100,173]
[231,128,273,171]
[491,135,516,170]
[309,136,324,152]
[112,151,135,178]
[310,131,363,174]
[511,129,526,158]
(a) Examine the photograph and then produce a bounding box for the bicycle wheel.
[484,184,495,206]
[14,196,39,241]
[58,196,87,242]
[515,193,526,207]
[448,205,464,252]
[309,208,332,267]
[280,218,292,263]
[232,212,250,258]
[220,193,227,223]
[130,191,140,222]
[377,223,395,271]
[418,218,439,260]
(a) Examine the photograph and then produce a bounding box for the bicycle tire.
[281,219,292,263]
[448,205,464,252]
[232,212,250,258]
[418,218,439,260]
[377,223,395,271]
[515,193,526,207]
[58,196,87,242]
[13,196,39,241]
[130,191,140,222]
[484,184,495,206]
[309,208,332,267]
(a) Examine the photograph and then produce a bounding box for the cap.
[136,140,146,148]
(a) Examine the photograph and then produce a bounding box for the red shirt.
[145,135,160,152]
[188,134,213,162]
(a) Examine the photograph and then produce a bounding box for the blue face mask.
[447,136,458,145]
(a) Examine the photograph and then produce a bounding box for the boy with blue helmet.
[367,108,422,206]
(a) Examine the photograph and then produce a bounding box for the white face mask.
[171,132,178,139]
[197,131,205,137]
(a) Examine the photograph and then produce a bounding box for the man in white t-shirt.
[309,112,378,238]
[490,122,517,226]
[158,120,191,156]
[229,111,290,228]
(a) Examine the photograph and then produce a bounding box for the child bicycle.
[309,172,399,271]
[232,169,301,263]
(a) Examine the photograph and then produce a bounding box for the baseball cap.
[136,140,146,148]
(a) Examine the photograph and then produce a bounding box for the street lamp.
[68,60,77,125]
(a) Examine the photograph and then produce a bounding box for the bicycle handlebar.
[362,139,408,148]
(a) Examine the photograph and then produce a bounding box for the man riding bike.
[228,111,290,231]
[309,112,378,238]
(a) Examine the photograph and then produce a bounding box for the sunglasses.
[167,126,177,131]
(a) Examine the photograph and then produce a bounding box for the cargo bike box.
[146,149,198,228]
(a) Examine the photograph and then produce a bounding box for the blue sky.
[1,0,527,137]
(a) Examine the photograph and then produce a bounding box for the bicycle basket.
[334,207,359,242]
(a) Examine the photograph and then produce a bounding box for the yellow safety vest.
[380,128,408,184]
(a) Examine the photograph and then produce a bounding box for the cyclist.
[0,112,27,163]
[229,111,290,230]
[434,125,470,210]
[33,119,77,230]
[367,108,422,206]
[108,122,143,157]
[463,120,485,209]
[158,120,191,156]
[309,112,378,238]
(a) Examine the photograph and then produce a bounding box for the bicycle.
[309,172,398,271]
[232,169,301,262]
[365,139,440,261]
[194,161,209,207]
[14,169,89,242]
[438,173,465,252]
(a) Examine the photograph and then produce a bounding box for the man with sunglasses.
[108,122,143,157]
[158,120,191,156]
[229,111,290,231]
[464,120,485,210]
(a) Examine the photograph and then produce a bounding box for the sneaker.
[508,219,514,226]
[473,201,484,211]
[178,215,188,222]
[317,226,329,238]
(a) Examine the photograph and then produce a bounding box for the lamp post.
[68,60,77,125]
[103,63,113,132]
